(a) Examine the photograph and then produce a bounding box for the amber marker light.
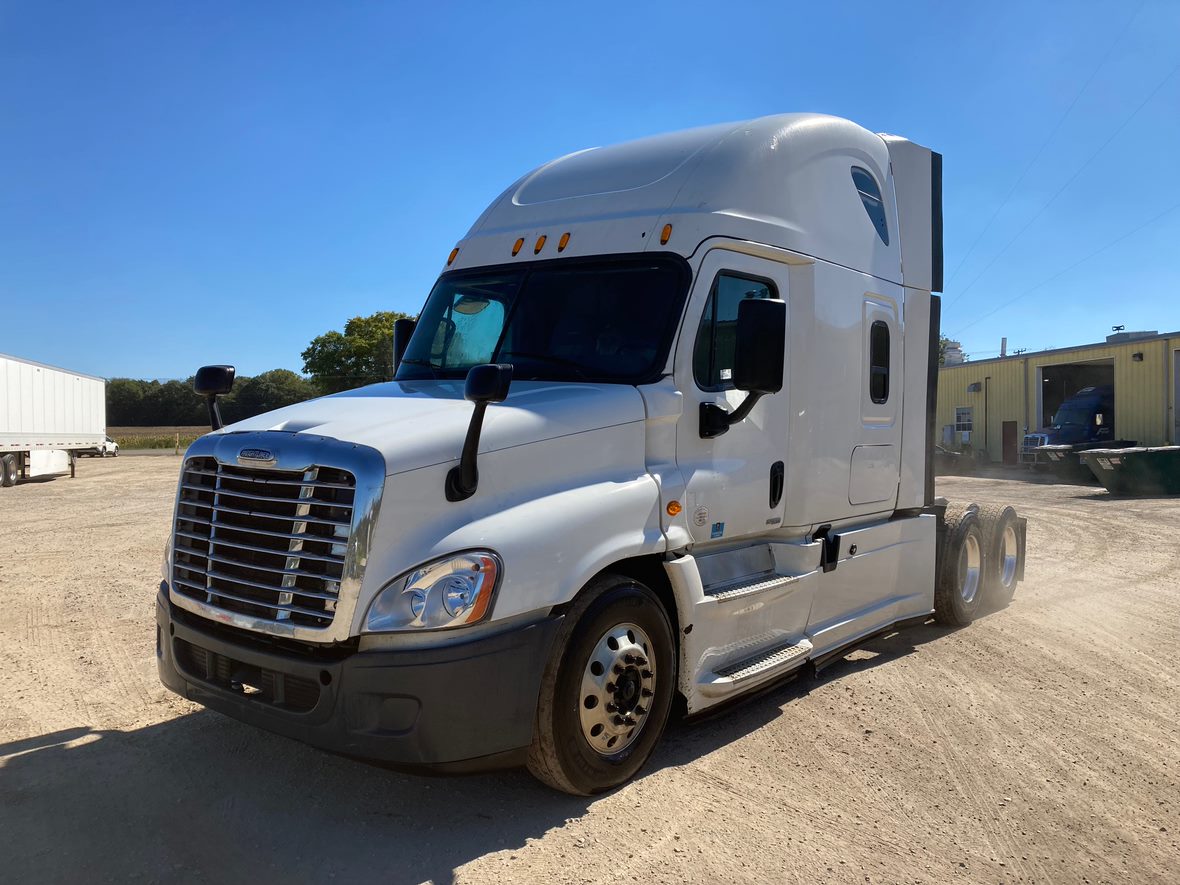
[558,232,571,252]
[512,237,525,256]
[447,247,460,266]
[666,500,683,517]
[534,234,547,254]
[660,223,673,245]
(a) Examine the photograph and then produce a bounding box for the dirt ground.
[1,458,1177,884]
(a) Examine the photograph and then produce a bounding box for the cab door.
[673,249,790,544]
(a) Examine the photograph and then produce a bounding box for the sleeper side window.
[693,272,776,391]
[852,166,889,246]
[869,320,890,403]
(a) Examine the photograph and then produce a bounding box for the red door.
[1002,421,1018,465]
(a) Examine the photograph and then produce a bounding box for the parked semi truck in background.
[156,113,1028,794]
[0,353,107,488]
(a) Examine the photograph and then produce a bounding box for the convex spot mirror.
[732,298,785,394]
[194,365,236,397]
[465,363,513,403]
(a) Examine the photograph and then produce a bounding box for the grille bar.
[172,457,355,629]
[178,499,350,528]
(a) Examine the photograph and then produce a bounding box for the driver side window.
[693,272,776,391]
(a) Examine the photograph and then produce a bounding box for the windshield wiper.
[498,351,588,379]
[397,358,439,379]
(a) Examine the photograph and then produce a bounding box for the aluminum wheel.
[999,524,1019,589]
[958,532,982,604]
[578,622,656,756]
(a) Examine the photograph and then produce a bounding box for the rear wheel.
[935,503,984,626]
[977,503,1020,607]
[527,573,676,795]
[1,454,18,487]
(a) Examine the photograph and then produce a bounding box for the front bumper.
[156,585,564,773]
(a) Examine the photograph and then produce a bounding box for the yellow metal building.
[937,331,1180,463]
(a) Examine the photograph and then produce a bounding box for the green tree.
[302,310,414,394]
[222,369,317,423]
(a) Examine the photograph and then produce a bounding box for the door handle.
[769,461,784,508]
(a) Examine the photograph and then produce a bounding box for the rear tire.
[1,454,18,487]
[977,503,1020,608]
[527,573,676,795]
[935,503,984,627]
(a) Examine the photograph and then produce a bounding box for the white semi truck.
[0,353,107,488]
[157,113,1027,794]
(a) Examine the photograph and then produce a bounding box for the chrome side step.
[698,638,813,698]
[703,571,802,602]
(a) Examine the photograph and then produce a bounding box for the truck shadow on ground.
[0,622,968,884]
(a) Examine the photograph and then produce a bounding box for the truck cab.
[1041,385,1115,445]
[156,114,1026,794]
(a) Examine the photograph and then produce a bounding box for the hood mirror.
[446,363,513,502]
[193,365,236,431]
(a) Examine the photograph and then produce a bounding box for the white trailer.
[156,113,1028,794]
[0,353,107,487]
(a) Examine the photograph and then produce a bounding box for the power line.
[944,58,1180,311]
[943,1,1145,289]
[951,199,1180,337]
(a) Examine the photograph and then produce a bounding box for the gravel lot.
[1,458,1177,884]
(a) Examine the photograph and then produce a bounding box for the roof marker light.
[660,224,673,245]
[512,238,524,256]
[447,247,460,266]
[558,232,571,252]
[534,234,547,255]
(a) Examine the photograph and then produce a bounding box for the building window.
[852,166,889,246]
[693,271,777,391]
[869,320,890,403]
[955,407,973,432]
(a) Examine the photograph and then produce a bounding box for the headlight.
[364,551,501,632]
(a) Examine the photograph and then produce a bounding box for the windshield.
[1051,406,1093,426]
[395,255,690,384]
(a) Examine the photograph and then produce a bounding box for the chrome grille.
[171,457,356,629]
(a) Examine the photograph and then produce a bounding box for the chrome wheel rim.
[1000,524,1018,588]
[958,533,982,604]
[579,622,655,756]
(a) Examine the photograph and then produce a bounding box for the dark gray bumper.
[156,585,563,773]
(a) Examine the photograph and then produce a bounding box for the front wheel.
[527,573,676,795]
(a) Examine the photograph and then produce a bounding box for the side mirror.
[464,363,513,404]
[700,300,785,438]
[446,364,514,501]
[733,298,786,394]
[193,365,236,431]
[194,365,235,397]
[392,318,417,374]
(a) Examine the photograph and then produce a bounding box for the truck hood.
[214,380,647,475]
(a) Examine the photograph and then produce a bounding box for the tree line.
[109,310,413,425]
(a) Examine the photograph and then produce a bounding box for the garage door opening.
[1037,359,1115,441]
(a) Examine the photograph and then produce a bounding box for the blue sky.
[2,0,1178,379]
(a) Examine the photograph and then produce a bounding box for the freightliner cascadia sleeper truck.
[157,114,1028,795]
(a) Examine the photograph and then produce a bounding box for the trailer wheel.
[527,572,676,795]
[1,454,18,487]
[934,503,984,627]
[977,503,1021,607]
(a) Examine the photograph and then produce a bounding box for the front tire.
[527,573,676,795]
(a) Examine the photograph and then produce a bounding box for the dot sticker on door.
[710,522,725,539]
[693,506,709,527]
